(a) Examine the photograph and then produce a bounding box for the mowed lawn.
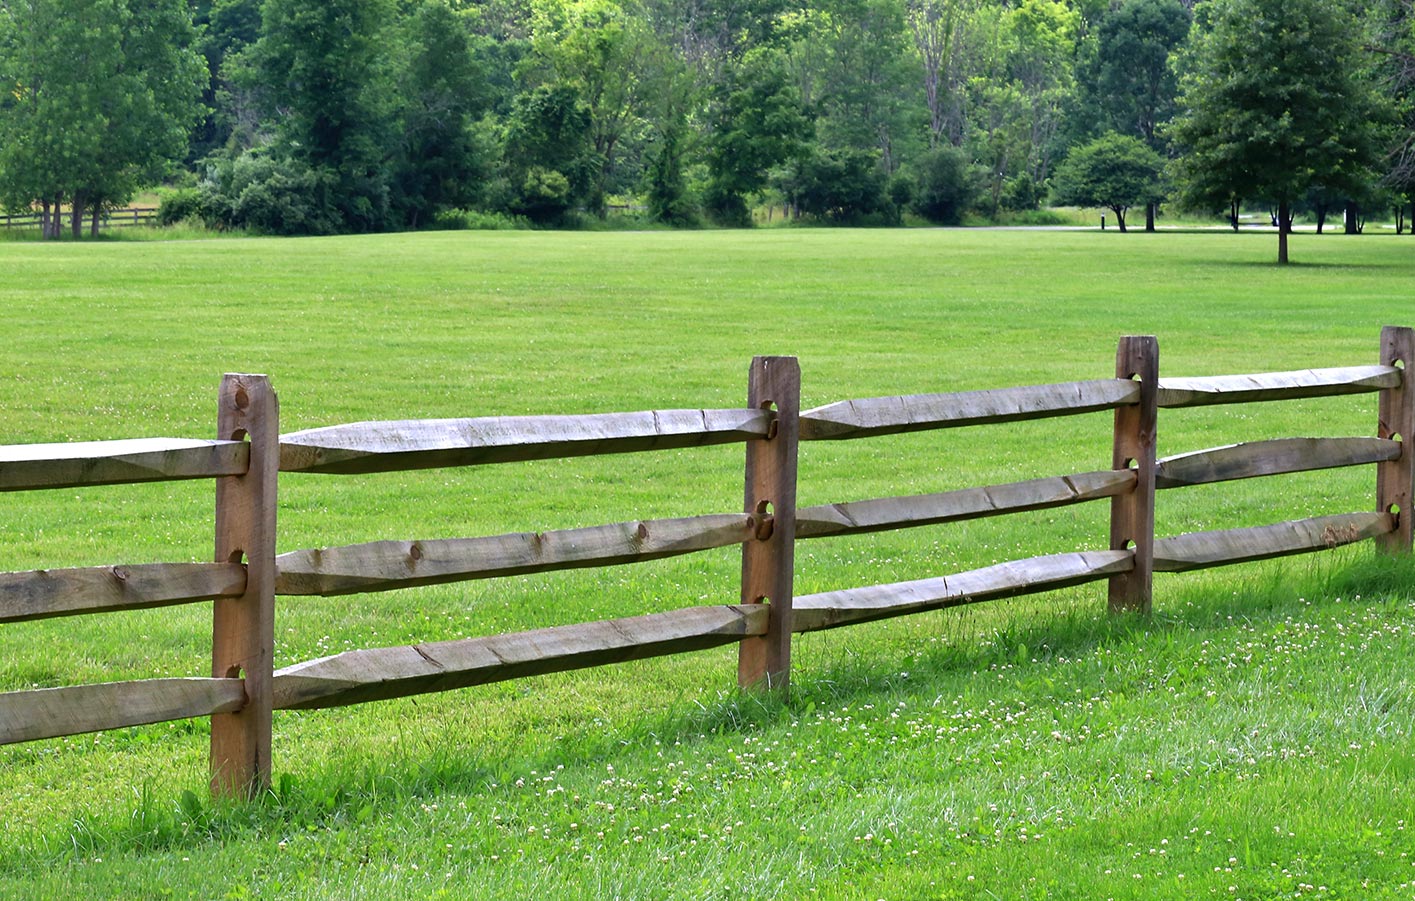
[1,227,1414,899]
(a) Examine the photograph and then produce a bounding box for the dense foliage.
[2,0,1415,240]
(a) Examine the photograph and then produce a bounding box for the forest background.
[1,0,1414,241]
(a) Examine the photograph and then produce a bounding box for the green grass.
[1,228,1413,898]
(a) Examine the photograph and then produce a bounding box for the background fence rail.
[1,327,1411,799]
[0,207,158,232]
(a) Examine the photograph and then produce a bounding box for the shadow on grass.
[13,549,1414,868]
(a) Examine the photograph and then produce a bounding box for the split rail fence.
[0,207,158,231]
[1,327,1411,798]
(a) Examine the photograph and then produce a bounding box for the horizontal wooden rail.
[0,562,246,623]
[1155,437,1401,489]
[1156,365,1399,408]
[279,409,774,474]
[0,678,246,745]
[1153,512,1394,572]
[273,605,768,710]
[797,470,1134,538]
[798,379,1139,441]
[0,438,249,491]
[275,513,755,596]
[792,549,1133,632]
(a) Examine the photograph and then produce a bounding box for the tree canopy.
[1049,133,1164,231]
[1,0,1412,248]
[1168,0,1383,262]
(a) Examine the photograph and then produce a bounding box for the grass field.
[2,227,1414,899]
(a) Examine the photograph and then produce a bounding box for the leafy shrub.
[429,209,532,231]
[781,148,891,224]
[912,145,981,225]
[198,153,341,235]
[156,187,203,226]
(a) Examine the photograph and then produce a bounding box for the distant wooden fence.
[0,207,158,231]
[1,328,1411,798]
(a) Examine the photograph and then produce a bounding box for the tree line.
[2,0,1413,260]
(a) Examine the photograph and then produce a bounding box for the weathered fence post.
[1378,326,1414,554]
[1109,336,1158,613]
[738,356,800,693]
[211,374,279,798]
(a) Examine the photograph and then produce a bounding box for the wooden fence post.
[738,356,800,693]
[211,374,279,798]
[1378,326,1414,554]
[1109,336,1158,613]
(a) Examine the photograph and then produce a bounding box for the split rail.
[1,327,1411,798]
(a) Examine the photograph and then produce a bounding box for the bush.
[429,209,533,231]
[912,145,980,225]
[199,153,341,236]
[781,148,891,224]
[156,187,204,226]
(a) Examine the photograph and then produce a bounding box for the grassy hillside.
[1,228,1412,898]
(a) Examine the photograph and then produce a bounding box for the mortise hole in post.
[1123,457,1137,471]
[228,427,249,442]
[1388,503,1402,516]
[224,665,245,680]
[226,549,247,565]
[1393,358,1406,370]
[756,500,773,517]
[754,595,770,605]
[760,400,780,439]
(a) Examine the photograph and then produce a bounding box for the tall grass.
[1,228,1412,898]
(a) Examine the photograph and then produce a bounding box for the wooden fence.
[1,328,1411,799]
[0,207,158,231]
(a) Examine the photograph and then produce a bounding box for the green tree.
[1050,132,1165,231]
[1090,0,1189,229]
[503,82,596,222]
[255,0,398,231]
[0,0,205,238]
[704,48,811,226]
[910,143,978,224]
[393,0,492,227]
[778,147,890,222]
[1169,0,1382,263]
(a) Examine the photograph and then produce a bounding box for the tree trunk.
[90,205,101,238]
[71,191,86,239]
[1344,200,1360,235]
[1114,207,1128,233]
[1145,203,1155,232]
[1229,199,1240,232]
[1277,200,1291,265]
[1316,207,1326,234]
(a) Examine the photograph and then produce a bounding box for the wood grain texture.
[275,514,755,596]
[0,438,248,491]
[272,605,769,710]
[0,562,245,623]
[1156,437,1401,489]
[792,550,1132,632]
[796,470,1134,538]
[798,379,1139,441]
[1109,336,1158,614]
[1153,512,1394,572]
[738,356,800,693]
[279,408,774,474]
[1156,365,1399,408]
[1377,327,1414,553]
[211,374,278,799]
[0,678,245,745]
